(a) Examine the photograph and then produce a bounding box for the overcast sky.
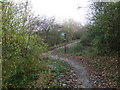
[14,0,91,25]
[30,0,91,25]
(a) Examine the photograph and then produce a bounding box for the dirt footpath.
[43,41,95,88]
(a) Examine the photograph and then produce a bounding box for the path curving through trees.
[43,41,95,88]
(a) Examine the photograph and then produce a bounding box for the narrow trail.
[43,41,95,88]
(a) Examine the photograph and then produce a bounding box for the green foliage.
[28,58,71,88]
[73,2,120,55]
[56,43,85,55]
[89,2,120,54]
[71,43,84,52]
[80,32,91,46]
[2,1,47,88]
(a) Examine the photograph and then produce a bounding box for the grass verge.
[49,39,80,50]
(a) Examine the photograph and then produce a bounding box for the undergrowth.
[29,58,71,88]
[3,57,71,88]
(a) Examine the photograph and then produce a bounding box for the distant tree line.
[29,16,83,47]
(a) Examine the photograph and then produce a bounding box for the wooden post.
[64,33,66,54]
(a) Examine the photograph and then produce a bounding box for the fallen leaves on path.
[52,51,119,89]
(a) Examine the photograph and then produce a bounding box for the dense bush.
[2,1,47,88]
[89,2,120,54]
[80,31,91,46]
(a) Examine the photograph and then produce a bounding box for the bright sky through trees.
[14,0,91,25]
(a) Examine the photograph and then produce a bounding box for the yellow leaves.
[0,59,2,64]
[0,78,2,81]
